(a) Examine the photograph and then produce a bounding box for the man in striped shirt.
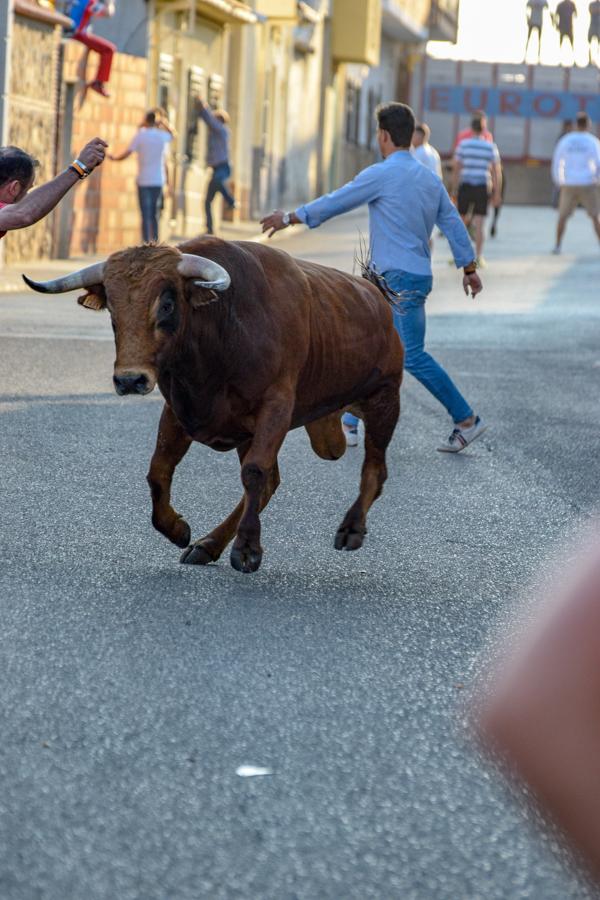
[452,116,502,265]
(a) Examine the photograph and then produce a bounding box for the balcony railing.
[156,0,257,24]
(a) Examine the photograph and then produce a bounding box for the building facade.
[0,0,461,266]
[0,0,70,264]
[338,0,460,185]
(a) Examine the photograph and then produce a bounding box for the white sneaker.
[343,425,359,447]
[551,246,561,255]
[437,416,488,453]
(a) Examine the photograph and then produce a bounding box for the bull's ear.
[185,282,219,309]
[77,285,106,311]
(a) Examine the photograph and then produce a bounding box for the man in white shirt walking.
[552,111,600,254]
[411,123,443,179]
[109,110,173,242]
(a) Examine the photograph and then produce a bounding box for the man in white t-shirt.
[526,0,548,60]
[552,111,600,254]
[109,110,173,242]
[411,123,443,179]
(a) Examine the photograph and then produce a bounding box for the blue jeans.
[343,270,473,428]
[137,185,162,243]
[205,162,235,234]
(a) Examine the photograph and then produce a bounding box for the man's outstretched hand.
[78,138,108,172]
[260,209,300,239]
[463,271,483,298]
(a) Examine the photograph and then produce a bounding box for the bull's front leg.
[147,403,193,548]
[230,387,294,573]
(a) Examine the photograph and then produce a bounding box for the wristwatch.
[69,158,91,179]
[281,211,291,227]
[464,260,478,275]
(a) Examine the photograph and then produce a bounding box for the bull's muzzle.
[113,372,152,396]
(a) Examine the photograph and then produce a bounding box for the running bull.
[24,239,404,573]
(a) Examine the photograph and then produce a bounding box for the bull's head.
[22,246,230,396]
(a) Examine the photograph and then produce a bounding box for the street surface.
[1,205,599,899]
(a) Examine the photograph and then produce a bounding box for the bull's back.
[233,241,403,399]
[295,257,403,383]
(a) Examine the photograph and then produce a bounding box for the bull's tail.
[353,232,406,311]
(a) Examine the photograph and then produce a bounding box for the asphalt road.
[1,206,599,900]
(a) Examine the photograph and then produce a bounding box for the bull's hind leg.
[180,453,281,566]
[147,404,193,548]
[335,380,400,551]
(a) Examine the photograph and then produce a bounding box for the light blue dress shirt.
[294,150,474,277]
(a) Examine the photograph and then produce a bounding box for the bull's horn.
[22,261,107,294]
[177,253,231,292]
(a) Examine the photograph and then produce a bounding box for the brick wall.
[3,13,61,265]
[59,41,148,257]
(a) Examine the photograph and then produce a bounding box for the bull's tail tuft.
[354,234,406,311]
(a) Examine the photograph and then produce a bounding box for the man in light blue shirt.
[261,102,487,453]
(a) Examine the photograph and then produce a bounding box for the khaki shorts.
[559,185,600,218]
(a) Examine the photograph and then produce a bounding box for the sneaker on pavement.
[343,425,359,447]
[551,245,561,255]
[437,416,488,453]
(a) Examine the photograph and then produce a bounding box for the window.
[158,53,174,111]
[186,66,205,160]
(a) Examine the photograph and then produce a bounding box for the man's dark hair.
[376,102,415,147]
[0,146,39,188]
[145,111,157,126]
[576,111,590,129]
[471,116,484,134]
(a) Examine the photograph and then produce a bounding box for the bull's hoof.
[180,541,216,566]
[230,544,262,574]
[334,525,366,551]
[153,515,191,549]
[173,520,192,549]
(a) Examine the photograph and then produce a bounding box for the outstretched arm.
[260,164,382,237]
[0,137,107,232]
[196,99,227,135]
[108,149,133,162]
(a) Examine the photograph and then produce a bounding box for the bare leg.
[490,203,501,238]
[335,380,400,551]
[590,214,600,242]
[147,404,193,548]
[556,213,569,250]
[473,214,485,260]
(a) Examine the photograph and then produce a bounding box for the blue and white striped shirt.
[294,151,474,277]
[455,138,500,186]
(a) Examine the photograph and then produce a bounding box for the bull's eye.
[156,289,178,332]
[160,296,174,317]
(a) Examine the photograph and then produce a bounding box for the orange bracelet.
[69,159,89,179]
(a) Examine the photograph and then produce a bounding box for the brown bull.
[24,238,404,573]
